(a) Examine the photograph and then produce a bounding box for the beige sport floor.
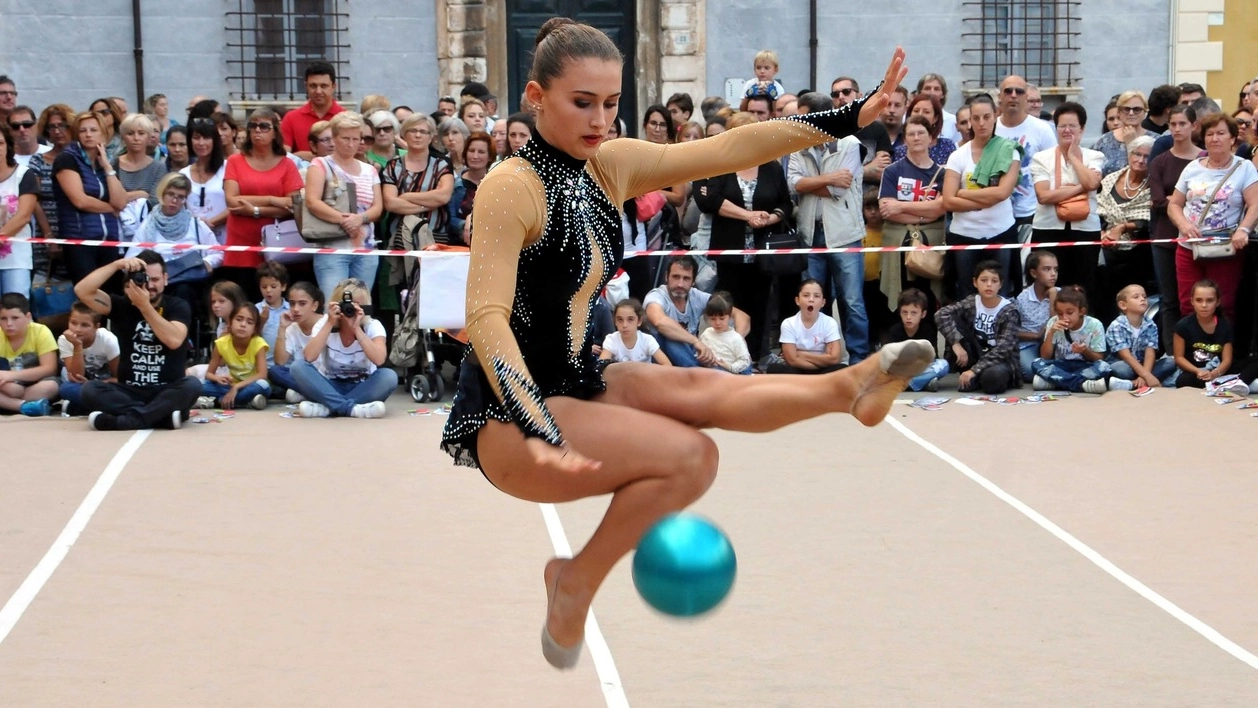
[2,385,1258,707]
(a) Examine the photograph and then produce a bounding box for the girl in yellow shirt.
[200,304,271,410]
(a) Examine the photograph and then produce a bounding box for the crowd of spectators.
[1,53,1257,427]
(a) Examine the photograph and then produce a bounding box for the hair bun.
[535,17,577,48]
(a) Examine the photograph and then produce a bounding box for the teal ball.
[632,513,737,617]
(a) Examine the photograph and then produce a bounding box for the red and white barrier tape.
[2,234,1202,258]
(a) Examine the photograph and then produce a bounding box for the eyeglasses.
[163,193,188,202]
[246,122,274,132]
[405,129,432,136]
[374,126,393,132]
[190,118,215,128]
[830,88,857,98]
[0,90,17,98]
[46,123,67,133]
[1119,106,1146,114]
[646,120,669,129]
[8,121,35,130]
[1001,87,1027,96]
[1238,119,1253,127]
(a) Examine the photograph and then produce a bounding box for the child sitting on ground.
[0,293,60,416]
[699,292,752,374]
[199,303,271,410]
[600,298,671,365]
[1014,250,1058,380]
[935,260,1022,394]
[189,280,249,379]
[255,261,290,367]
[1105,284,1177,390]
[740,50,787,103]
[767,279,846,374]
[270,281,323,403]
[1032,285,1111,394]
[1172,279,1258,391]
[58,302,120,416]
[886,288,948,391]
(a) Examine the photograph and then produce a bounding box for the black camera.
[130,270,149,286]
[339,290,358,319]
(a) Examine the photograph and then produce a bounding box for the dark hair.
[705,113,728,129]
[187,99,220,124]
[666,92,694,116]
[70,301,103,324]
[465,130,498,164]
[798,278,824,294]
[136,249,166,273]
[1168,104,1196,123]
[0,292,30,314]
[831,76,860,93]
[797,92,832,115]
[0,123,13,167]
[613,297,645,320]
[530,18,623,88]
[165,125,188,143]
[1200,113,1239,140]
[666,255,698,277]
[230,303,263,334]
[89,97,124,139]
[242,107,286,156]
[506,111,535,133]
[642,104,676,140]
[967,94,997,113]
[897,288,929,311]
[700,96,728,121]
[904,95,943,137]
[1192,278,1220,303]
[211,280,249,314]
[256,261,290,286]
[1178,82,1205,96]
[904,114,935,140]
[1148,84,1182,116]
[0,75,13,88]
[36,103,74,141]
[8,104,36,123]
[973,259,1003,281]
[1055,284,1088,311]
[460,82,490,100]
[187,116,226,173]
[304,61,337,84]
[704,291,734,318]
[1052,101,1087,128]
[288,281,325,312]
[1024,249,1057,284]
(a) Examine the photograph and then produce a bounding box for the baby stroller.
[388,244,469,403]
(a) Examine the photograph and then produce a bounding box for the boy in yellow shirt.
[0,293,59,416]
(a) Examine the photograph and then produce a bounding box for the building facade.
[2,0,1254,135]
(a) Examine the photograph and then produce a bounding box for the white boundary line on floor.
[538,503,630,708]
[885,416,1258,670]
[0,430,151,646]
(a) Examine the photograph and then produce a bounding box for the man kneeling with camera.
[74,250,202,430]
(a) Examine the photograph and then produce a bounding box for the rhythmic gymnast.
[439,18,935,668]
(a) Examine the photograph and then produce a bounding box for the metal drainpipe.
[809,0,818,90]
[132,0,145,108]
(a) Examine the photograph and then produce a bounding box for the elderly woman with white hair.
[364,109,404,169]
[437,116,470,172]
[112,113,167,203]
[1094,90,1161,176]
[304,111,384,297]
[1095,134,1156,320]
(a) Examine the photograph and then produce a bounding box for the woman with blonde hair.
[304,111,384,296]
[1094,90,1160,176]
[112,113,165,202]
[53,110,129,282]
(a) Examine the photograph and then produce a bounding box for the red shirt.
[222,153,304,268]
[280,100,345,153]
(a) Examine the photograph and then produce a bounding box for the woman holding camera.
[289,277,397,418]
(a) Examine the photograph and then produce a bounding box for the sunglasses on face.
[1002,87,1027,96]
[831,88,857,98]
[1119,106,1146,114]
[8,121,35,130]
[1238,119,1253,127]
[246,122,274,132]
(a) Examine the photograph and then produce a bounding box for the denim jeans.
[1031,358,1111,392]
[1018,343,1038,381]
[313,253,380,302]
[805,227,869,361]
[268,364,298,393]
[1109,356,1178,385]
[657,335,703,368]
[202,379,271,403]
[289,359,398,416]
[0,268,31,297]
[908,358,950,391]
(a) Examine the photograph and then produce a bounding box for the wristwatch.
[104,169,117,177]
[252,205,261,219]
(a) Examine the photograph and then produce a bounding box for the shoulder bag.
[30,259,75,330]
[298,156,357,243]
[1054,152,1090,223]
[903,165,946,280]
[1190,160,1243,261]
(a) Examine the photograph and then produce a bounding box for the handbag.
[261,219,312,265]
[755,227,808,276]
[30,261,75,327]
[165,249,208,284]
[1189,160,1243,261]
[299,157,357,243]
[903,225,944,279]
[1053,153,1091,222]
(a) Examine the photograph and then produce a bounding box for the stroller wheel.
[410,374,431,402]
[431,374,446,402]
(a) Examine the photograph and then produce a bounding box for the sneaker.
[1032,375,1054,391]
[924,377,939,393]
[19,399,51,417]
[195,396,217,410]
[285,388,305,404]
[298,401,331,418]
[350,401,387,419]
[88,411,118,431]
[1108,378,1134,392]
[1082,379,1108,395]
[170,411,183,430]
[249,394,268,410]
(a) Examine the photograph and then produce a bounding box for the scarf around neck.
[147,207,193,241]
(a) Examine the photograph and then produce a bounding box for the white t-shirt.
[945,144,1017,237]
[58,329,121,381]
[779,313,842,352]
[281,321,314,366]
[644,284,712,337]
[311,314,387,379]
[940,110,963,146]
[13,145,51,168]
[974,298,1012,348]
[1175,156,1258,237]
[1029,147,1106,231]
[995,115,1058,218]
[602,330,661,363]
[180,163,228,244]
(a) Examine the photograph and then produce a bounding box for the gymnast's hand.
[858,47,908,128]
[525,437,601,475]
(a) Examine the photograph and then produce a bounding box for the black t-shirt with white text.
[110,293,191,387]
[1174,315,1232,371]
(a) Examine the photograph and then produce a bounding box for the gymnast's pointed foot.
[846,340,935,426]
[541,557,586,670]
